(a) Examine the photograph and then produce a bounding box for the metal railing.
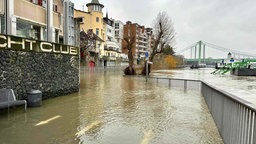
[202,81,256,144]
[153,77,201,91]
[80,66,125,72]
[150,77,256,144]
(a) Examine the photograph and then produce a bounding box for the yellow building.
[74,0,105,57]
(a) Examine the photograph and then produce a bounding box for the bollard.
[27,90,42,107]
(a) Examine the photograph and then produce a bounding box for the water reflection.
[0,71,223,144]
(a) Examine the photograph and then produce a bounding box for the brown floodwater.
[0,71,223,144]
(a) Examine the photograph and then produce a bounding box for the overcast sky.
[70,0,256,57]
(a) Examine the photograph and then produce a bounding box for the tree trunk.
[128,50,133,67]
[124,44,136,75]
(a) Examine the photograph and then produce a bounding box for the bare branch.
[152,11,176,55]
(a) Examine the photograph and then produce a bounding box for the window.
[38,0,42,6]
[115,23,119,29]
[96,17,99,22]
[77,17,84,23]
[115,30,119,36]
[16,21,41,40]
[53,4,58,12]
[30,0,36,4]
[96,28,99,35]
[55,29,59,43]
[42,0,46,7]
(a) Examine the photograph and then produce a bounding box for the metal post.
[198,41,202,64]
[146,61,148,82]
[190,47,193,59]
[194,45,197,59]
[203,44,206,63]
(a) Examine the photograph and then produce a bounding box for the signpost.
[146,61,153,82]
[145,51,149,61]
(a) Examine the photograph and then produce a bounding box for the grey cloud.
[71,0,256,55]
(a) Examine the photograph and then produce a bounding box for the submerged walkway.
[0,71,223,144]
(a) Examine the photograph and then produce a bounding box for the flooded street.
[0,71,223,144]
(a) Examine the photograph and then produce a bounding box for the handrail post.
[146,61,148,82]
[184,80,187,90]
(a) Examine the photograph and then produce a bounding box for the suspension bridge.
[176,41,256,66]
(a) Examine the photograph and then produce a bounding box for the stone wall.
[0,49,79,100]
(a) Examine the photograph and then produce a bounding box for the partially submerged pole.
[146,61,148,82]
[146,61,153,82]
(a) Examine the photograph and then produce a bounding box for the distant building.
[63,0,80,46]
[145,27,154,54]
[122,21,153,64]
[0,0,79,46]
[74,0,105,58]
[114,20,124,52]
[103,12,121,63]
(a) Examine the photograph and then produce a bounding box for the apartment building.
[114,20,124,52]
[103,13,121,62]
[122,21,153,63]
[74,0,105,57]
[146,27,154,54]
[0,0,78,46]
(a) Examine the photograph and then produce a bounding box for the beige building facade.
[74,0,105,57]
[0,0,78,46]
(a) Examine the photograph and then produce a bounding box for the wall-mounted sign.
[0,34,79,56]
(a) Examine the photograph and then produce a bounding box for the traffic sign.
[145,52,149,58]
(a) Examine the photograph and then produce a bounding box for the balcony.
[139,34,147,39]
[138,44,147,49]
[14,0,61,29]
[14,0,46,25]
[138,49,146,53]
[139,39,148,44]
[109,56,117,61]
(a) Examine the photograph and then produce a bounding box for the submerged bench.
[0,89,27,111]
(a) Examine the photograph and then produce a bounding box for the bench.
[0,89,27,111]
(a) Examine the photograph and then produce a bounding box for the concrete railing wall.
[152,77,256,144]
[0,49,79,100]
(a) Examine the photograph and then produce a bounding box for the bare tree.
[123,26,136,75]
[80,29,103,64]
[142,11,176,75]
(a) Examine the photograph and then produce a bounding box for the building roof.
[86,0,104,8]
[91,0,99,3]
